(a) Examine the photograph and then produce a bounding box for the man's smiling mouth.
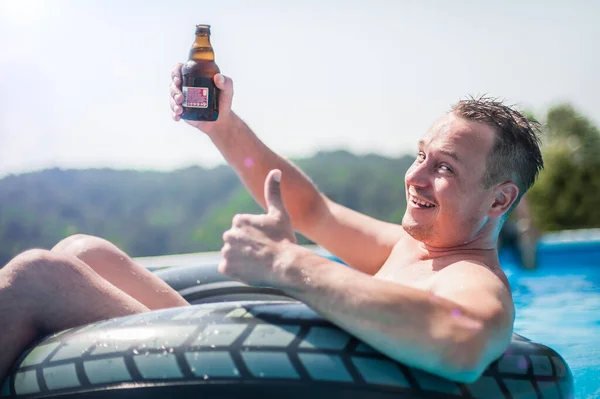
[409,194,436,208]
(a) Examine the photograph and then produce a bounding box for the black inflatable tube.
[155,263,295,304]
[0,264,574,399]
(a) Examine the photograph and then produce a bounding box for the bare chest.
[374,247,438,289]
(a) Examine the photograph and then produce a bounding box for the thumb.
[264,169,288,219]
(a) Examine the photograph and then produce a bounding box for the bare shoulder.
[429,261,514,324]
[433,261,511,292]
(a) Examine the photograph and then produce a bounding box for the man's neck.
[403,228,499,262]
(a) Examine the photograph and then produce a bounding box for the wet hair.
[451,96,544,205]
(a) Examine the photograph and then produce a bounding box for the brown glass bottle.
[181,25,220,121]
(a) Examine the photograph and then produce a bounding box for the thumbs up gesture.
[219,170,298,288]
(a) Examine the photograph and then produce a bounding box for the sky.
[0,0,599,178]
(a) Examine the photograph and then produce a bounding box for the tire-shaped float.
[1,264,574,399]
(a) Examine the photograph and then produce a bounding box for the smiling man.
[0,68,543,384]
[168,67,544,382]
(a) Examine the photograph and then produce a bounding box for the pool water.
[501,240,600,399]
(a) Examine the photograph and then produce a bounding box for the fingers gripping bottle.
[181,25,220,121]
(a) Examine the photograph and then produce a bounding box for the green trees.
[0,153,413,265]
[528,105,600,231]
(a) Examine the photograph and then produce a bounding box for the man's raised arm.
[169,66,404,274]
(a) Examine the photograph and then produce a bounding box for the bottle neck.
[189,32,215,61]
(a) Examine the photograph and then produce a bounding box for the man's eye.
[417,151,426,161]
[439,164,453,173]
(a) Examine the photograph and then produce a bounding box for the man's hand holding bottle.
[169,64,235,135]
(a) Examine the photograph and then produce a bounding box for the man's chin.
[401,214,419,233]
[402,219,433,242]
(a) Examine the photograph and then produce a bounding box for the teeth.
[412,196,434,208]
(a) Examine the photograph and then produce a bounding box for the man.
[0,66,543,384]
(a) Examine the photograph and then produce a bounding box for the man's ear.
[489,182,519,218]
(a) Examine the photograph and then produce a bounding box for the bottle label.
[182,86,209,108]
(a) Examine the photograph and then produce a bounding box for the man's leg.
[51,234,189,310]
[0,249,150,381]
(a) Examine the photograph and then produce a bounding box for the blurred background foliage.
[0,104,598,265]
[528,104,600,231]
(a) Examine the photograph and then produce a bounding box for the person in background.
[499,195,540,269]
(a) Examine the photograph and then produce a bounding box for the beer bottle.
[181,24,220,121]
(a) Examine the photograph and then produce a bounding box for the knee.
[9,248,56,268]
[4,249,82,287]
[52,234,127,269]
[52,234,108,257]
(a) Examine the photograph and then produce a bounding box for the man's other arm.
[210,115,404,275]
[171,70,404,275]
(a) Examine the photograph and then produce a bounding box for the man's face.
[402,112,497,247]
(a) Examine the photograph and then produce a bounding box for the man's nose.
[405,162,430,188]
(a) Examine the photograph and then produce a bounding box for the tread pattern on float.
[1,301,572,399]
